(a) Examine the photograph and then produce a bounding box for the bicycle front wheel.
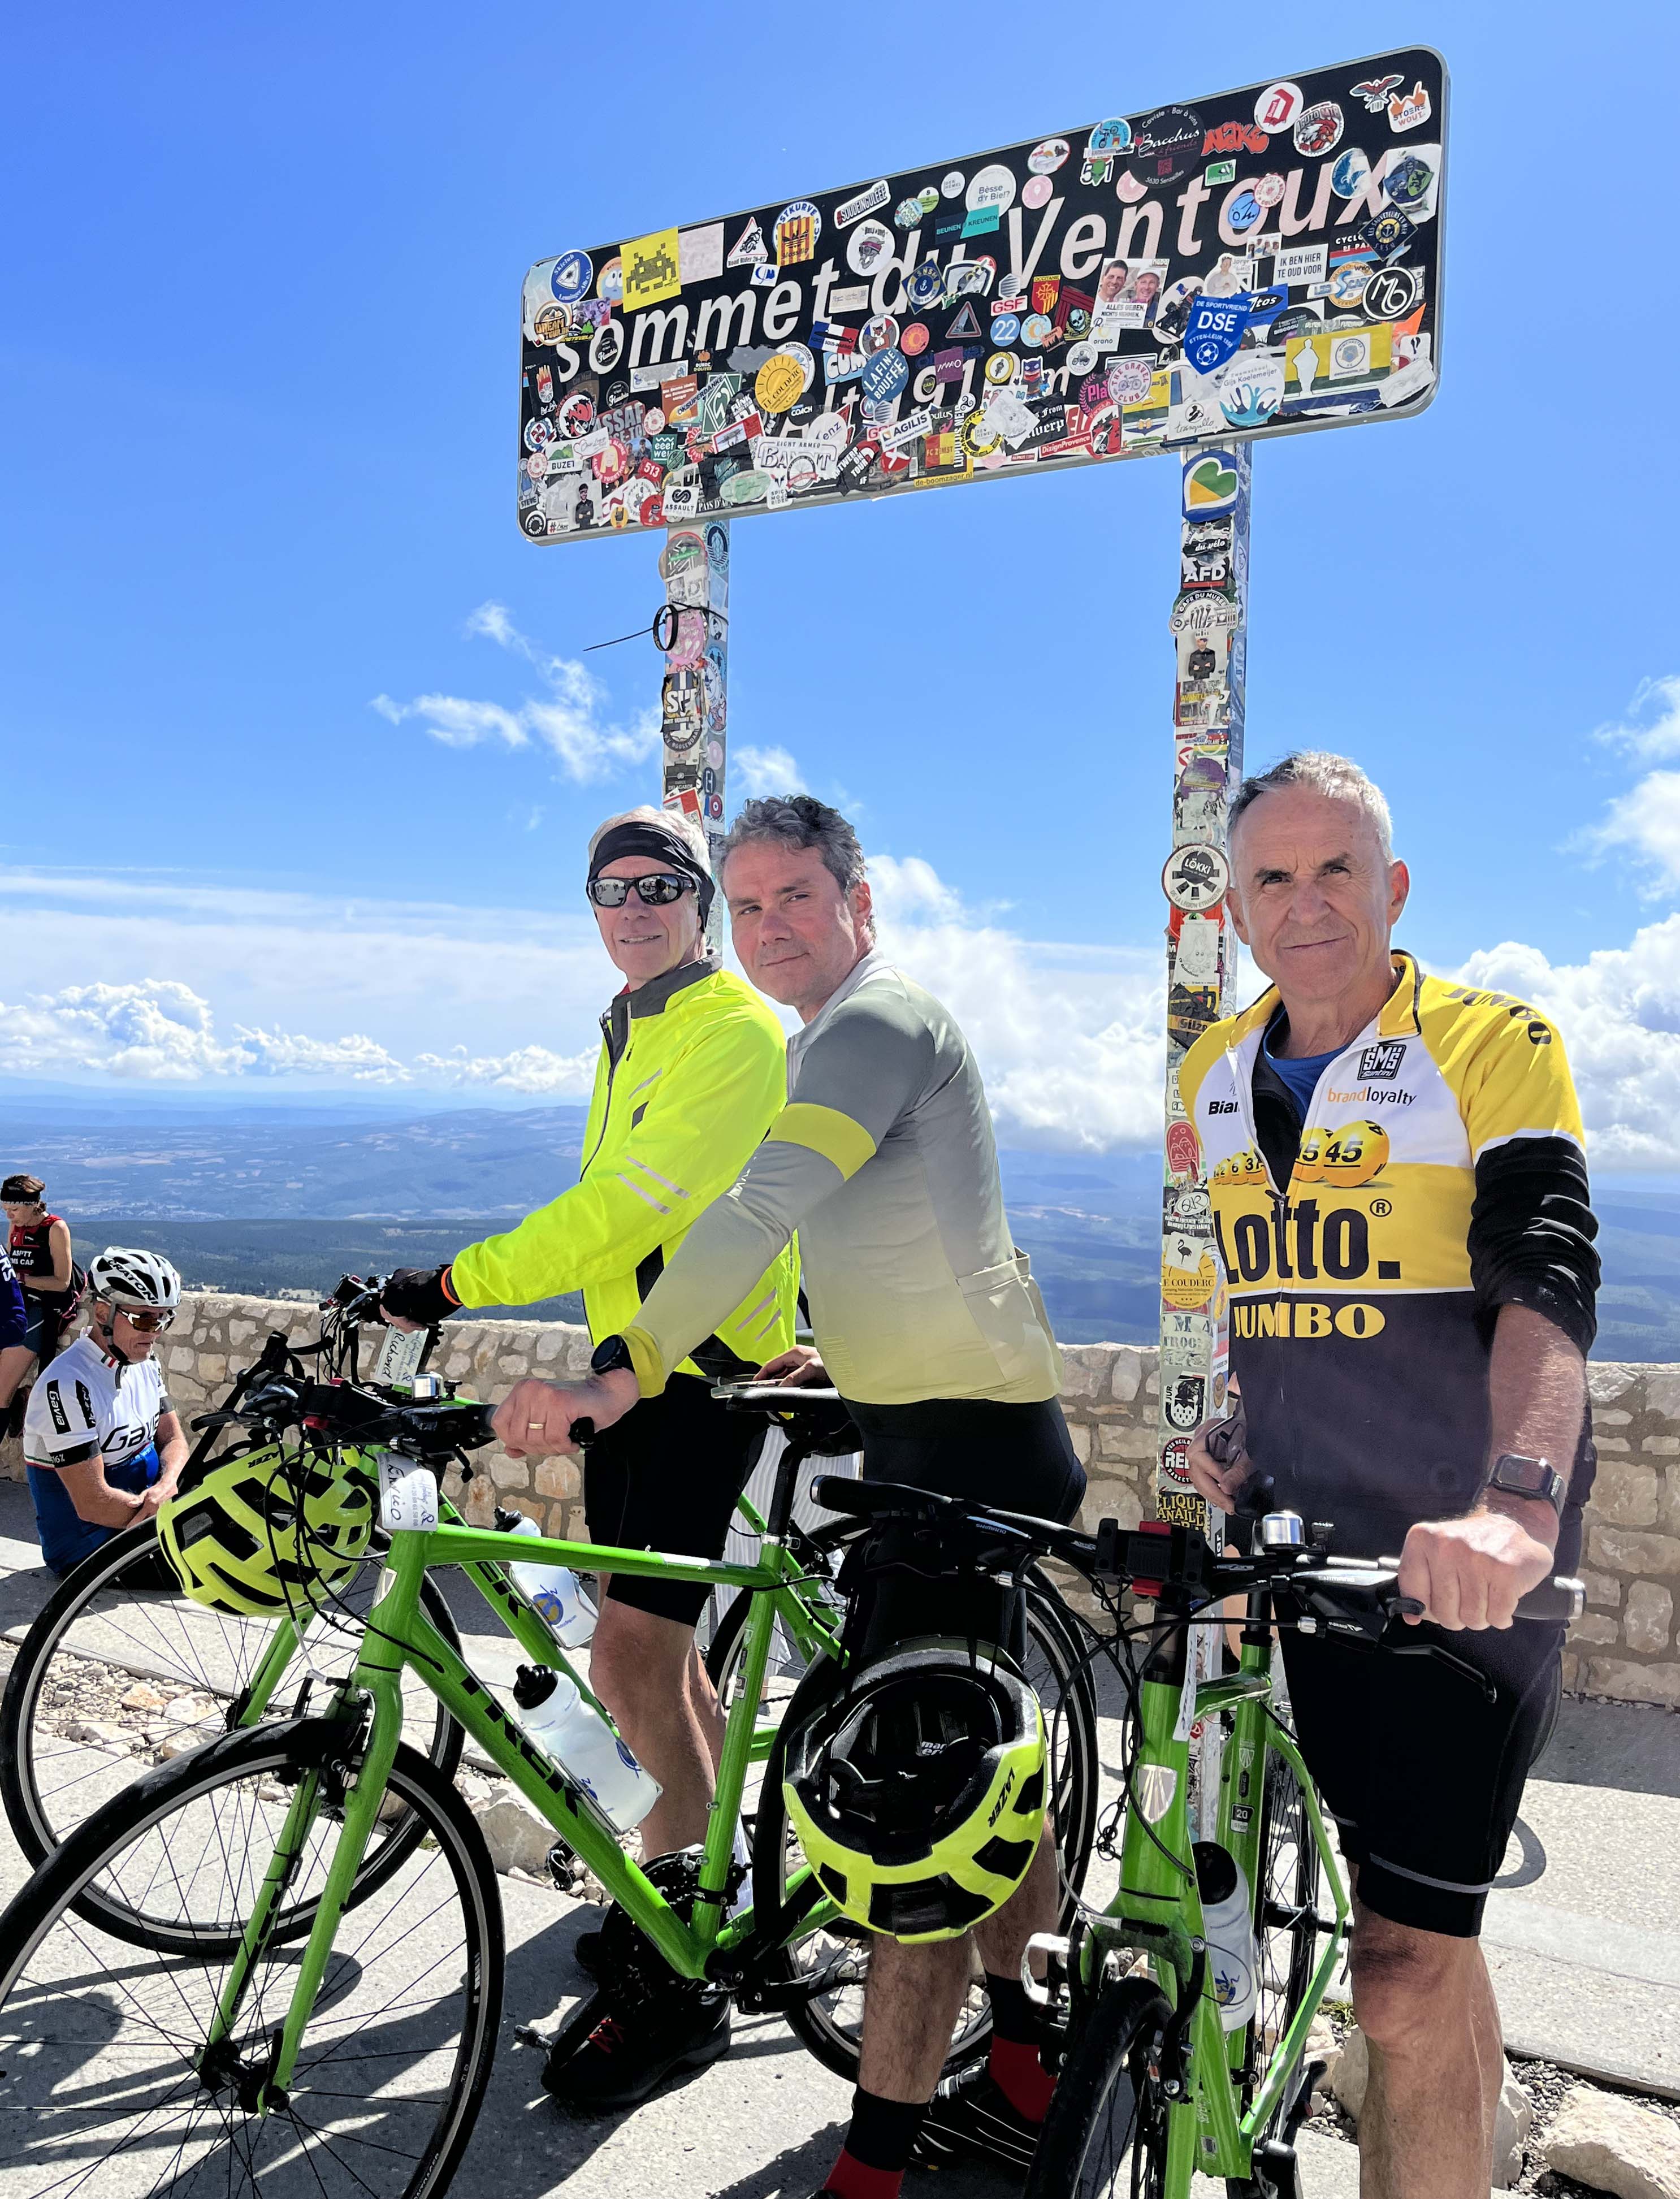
[1,1521,465,1951]
[1026,1976,1173,2199]
[0,1717,503,2199]
[1237,1740,1325,2155]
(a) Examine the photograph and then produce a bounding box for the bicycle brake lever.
[1384,1634,1498,1703]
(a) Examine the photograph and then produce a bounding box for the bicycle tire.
[1235,1741,1324,2166]
[1024,1975,1174,2199]
[0,1716,503,2199]
[754,1573,1102,2085]
[0,1520,466,1953]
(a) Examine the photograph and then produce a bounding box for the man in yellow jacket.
[381,806,796,1895]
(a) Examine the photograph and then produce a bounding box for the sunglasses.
[587,872,694,908]
[115,1308,175,1333]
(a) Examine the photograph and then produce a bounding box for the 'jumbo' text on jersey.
[23,1332,171,1475]
[1179,953,1599,1560]
[448,958,797,1377]
[624,952,1062,1406]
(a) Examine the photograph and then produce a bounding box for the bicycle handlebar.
[192,1377,497,1459]
[808,1476,1585,1631]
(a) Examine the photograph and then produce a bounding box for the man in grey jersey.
[497,796,1084,2188]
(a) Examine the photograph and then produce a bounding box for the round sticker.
[773,340,816,391]
[1022,174,1054,210]
[846,218,894,276]
[1086,116,1132,156]
[907,259,945,310]
[1114,167,1149,204]
[860,346,908,404]
[1253,80,1304,134]
[1125,105,1202,186]
[1066,340,1098,375]
[548,250,592,304]
[917,185,939,213]
[1226,189,1265,234]
[773,201,822,261]
[1162,843,1229,912]
[597,257,623,304]
[1029,137,1070,174]
[1253,171,1286,207]
[592,438,630,484]
[860,313,899,354]
[941,170,965,198]
[965,162,1017,215]
[894,197,924,228]
[989,311,1021,344]
[1021,311,1054,347]
[1293,99,1344,158]
[899,321,929,356]
[557,391,595,438]
[523,416,555,452]
[877,444,912,477]
[532,302,571,344]
[984,350,1016,386]
[959,407,1002,457]
[1362,264,1422,322]
[1331,332,1371,373]
[1161,1434,1193,1485]
[1326,265,1371,310]
[755,354,805,414]
[1079,370,1110,410]
[589,320,623,373]
[1384,153,1435,210]
[722,468,772,507]
[1331,146,1372,200]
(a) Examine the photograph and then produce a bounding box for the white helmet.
[88,1246,183,1311]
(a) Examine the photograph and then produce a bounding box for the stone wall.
[47,1294,1680,1711]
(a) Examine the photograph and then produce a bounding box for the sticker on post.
[378,1453,440,1535]
[1162,843,1230,912]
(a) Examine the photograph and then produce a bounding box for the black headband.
[588,821,715,923]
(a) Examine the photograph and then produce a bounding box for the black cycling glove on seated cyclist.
[381,1266,461,1327]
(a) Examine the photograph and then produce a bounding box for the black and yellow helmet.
[783,1638,1047,1945]
[157,1443,379,1616]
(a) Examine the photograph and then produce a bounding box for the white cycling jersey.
[23,1332,171,1475]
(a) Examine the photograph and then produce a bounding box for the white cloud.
[0,981,408,1085]
[373,601,660,782]
[733,744,807,797]
[1583,675,1680,892]
[413,1042,599,1096]
[1595,674,1680,763]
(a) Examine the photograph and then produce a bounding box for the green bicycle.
[802,1475,1582,2199]
[0,1362,1100,2198]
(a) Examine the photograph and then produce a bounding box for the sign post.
[656,518,730,949]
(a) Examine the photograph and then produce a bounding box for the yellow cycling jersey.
[1178,951,1599,1559]
[448,959,797,1378]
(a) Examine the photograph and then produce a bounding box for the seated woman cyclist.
[22,1248,188,1577]
[2,1174,81,1427]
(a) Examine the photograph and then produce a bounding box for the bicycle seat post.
[765,1433,809,1542]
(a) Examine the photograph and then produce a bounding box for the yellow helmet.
[157,1442,378,1617]
[782,1639,1047,1945]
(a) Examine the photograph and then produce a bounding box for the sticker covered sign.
[519,46,1446,542]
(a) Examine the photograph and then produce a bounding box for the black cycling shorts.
[1281,1613,1563,1938]
[845,1395,1086,1666]
[583,1374,764,1628]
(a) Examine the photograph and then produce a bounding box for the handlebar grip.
[1517,1575,1586,1624]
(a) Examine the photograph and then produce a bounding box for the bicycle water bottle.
[512,1665,661,1834]
[496,1508,597,1650]
[1193,1841,1258,2031]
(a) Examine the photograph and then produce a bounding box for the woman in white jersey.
[23,1248,188,1576]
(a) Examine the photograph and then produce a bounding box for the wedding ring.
[527,1420,545,1431]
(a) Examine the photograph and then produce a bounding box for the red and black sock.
[986,1971,1057,2123]
[822,2087,926,2199]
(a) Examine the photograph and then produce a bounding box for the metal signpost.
[519,49,1447,1553]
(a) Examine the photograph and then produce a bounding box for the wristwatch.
[590,1334,636,1379]
[1484,1452,1566,1517]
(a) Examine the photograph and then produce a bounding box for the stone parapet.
[110,1296,1680,1712]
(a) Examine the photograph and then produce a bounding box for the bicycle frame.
[1083,1596,1348,2190]
[209,1500,847,2107]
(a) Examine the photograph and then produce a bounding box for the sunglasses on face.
[116,1308,174,1333]
[587,872,694,908]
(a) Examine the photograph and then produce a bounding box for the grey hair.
[1228,751,1394,863]
[587,802,711,873]
[718,795,868,897]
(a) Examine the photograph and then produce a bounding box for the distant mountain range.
[3,1098,1674,1361]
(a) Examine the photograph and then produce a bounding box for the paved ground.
[1,1477,1675,2198]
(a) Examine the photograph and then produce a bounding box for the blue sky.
[6,3,1680,1160]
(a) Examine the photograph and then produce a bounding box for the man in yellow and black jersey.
[1180,752,1598,2199]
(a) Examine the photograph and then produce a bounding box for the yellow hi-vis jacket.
[448,959,798,1378]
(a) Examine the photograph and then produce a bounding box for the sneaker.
[915,2063,1043,2174]
[544,1987,732,2113]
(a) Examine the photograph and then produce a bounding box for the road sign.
[518,46,1445,543]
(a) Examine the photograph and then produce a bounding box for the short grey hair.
[587,802,711,873]
[718,795,868,896]
[1228,751,1393,863]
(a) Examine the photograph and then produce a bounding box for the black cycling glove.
[381,1266,459,1327]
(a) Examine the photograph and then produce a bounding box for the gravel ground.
[1303,2006,1680,2194]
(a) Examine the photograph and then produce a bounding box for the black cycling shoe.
[573,1927,603,1977]
[544,1987,732,2113]
[915,2062,1045,2175]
